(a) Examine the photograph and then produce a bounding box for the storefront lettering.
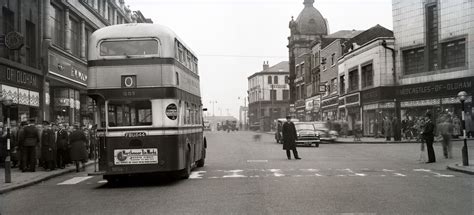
[5,67,39,89]
[71,68,88,82]
[399,81,472,96]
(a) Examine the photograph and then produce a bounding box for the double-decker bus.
[87,23,206,181]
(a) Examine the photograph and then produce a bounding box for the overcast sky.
[127,0,393,118]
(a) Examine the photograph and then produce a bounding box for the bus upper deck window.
[100,40,158,56]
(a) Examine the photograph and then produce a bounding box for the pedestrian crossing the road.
[56,168,459,185]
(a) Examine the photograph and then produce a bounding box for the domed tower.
[288,0,328,104]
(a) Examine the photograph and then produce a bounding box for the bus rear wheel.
[180,151,192,179]
[196,147,206,167]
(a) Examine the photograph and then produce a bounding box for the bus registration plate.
[114,148,158,165]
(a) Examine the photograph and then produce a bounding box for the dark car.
[275,118,299,144]
[294,122,320,147]
[312,121,338,142]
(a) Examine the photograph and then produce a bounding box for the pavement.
[0,160,96,194]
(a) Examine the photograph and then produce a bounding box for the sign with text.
[114,148,158,165]
[0,65,40,90]
[48,52,87,86]
[121,75,137,88]
[397,77,473,99]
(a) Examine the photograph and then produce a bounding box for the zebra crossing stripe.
[58,176,93,185]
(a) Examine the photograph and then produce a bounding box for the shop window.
[361,64,373,88]
[442,39,466,69]
[403,47,425,75]
[348,69,359,92]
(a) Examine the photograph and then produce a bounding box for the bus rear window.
[107,100,152,127]
[100,40,158,56]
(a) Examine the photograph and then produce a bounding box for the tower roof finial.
[303,0,314,7]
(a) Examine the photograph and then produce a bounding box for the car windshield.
[313,123,328,130]
[295,123,315,130]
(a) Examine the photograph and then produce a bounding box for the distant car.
[294,122,320,147]
[204,121,211,131]
[312,121,338,142]
[275,118,299,144]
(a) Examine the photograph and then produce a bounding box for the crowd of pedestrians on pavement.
[0,119,96,173]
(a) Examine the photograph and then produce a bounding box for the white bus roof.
[89,23,196,59]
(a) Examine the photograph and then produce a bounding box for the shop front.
[0,64,42,124]
[321,96,338,121]
[47,51,92,126]
[295,99,306,121]
[397,77,474,129]
[361,87,396,136]
[305,95,321,121]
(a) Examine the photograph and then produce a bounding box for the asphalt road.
[1,131,473,215]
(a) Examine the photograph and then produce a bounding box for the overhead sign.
[319,85,326,93]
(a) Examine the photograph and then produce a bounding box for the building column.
[80,20,86,59]
[104,0,109,20]
[112,9,116,25]
[42,0,52,121]
[64,8,71,53]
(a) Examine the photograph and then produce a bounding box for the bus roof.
[89,23,196,58]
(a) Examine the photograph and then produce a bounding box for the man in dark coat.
[422,112,436,163]
[56,124,69,169]
[20,119,40,172]
[41,122,56,171]
[69,125,88,172]
[282,116,301,160]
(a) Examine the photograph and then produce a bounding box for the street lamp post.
[1,94,13,183]
[458,91,469,166]
[209,101,217,117]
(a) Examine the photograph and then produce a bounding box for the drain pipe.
[382,39,401,141]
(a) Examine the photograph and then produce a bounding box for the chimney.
[263,61,269,70]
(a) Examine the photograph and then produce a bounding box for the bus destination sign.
[114,148,158,165]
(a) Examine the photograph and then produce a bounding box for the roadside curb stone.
[0,161,95,194]
[447,162,474,175]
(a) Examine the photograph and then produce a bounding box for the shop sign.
[295,100,305,108]
[397,77,474,100]
[305,100,313,111]
[346,94,359,104]
[48,53,87,86]
[0,65,40,90]
[321,97,338,108]
[313,97,321,112]
[361,87,395,103]
[363,103,378,110]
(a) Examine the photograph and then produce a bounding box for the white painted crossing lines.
[187,168,459,180]
[58,176,93,185]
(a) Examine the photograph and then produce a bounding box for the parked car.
[312,121,338,142]
[275,118,300,144]
[294,122,320,147]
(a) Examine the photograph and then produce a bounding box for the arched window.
[274,76,278,84]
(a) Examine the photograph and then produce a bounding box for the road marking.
[394,173,406,177]
[413,169,431,172]
[222,170,247,178]
[58,176,93,185]
[269,169,285,177]
[247,160,268,163]
[190,171,206,179]
[98,180,107,184]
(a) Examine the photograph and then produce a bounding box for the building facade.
[393,0,474,123]
[288,0,328,112]
[248,61,290,131]
[0,0,151,126]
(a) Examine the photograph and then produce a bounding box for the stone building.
[392,0,474,123]
[288,0,328,119]
[248,61,290,131]
[0,0,151,126]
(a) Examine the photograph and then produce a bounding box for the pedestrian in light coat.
[69,125,88,172]
[437,116,453,159]
[383,116,392,141]
[41,122,57,171]
[282,116,301,160]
